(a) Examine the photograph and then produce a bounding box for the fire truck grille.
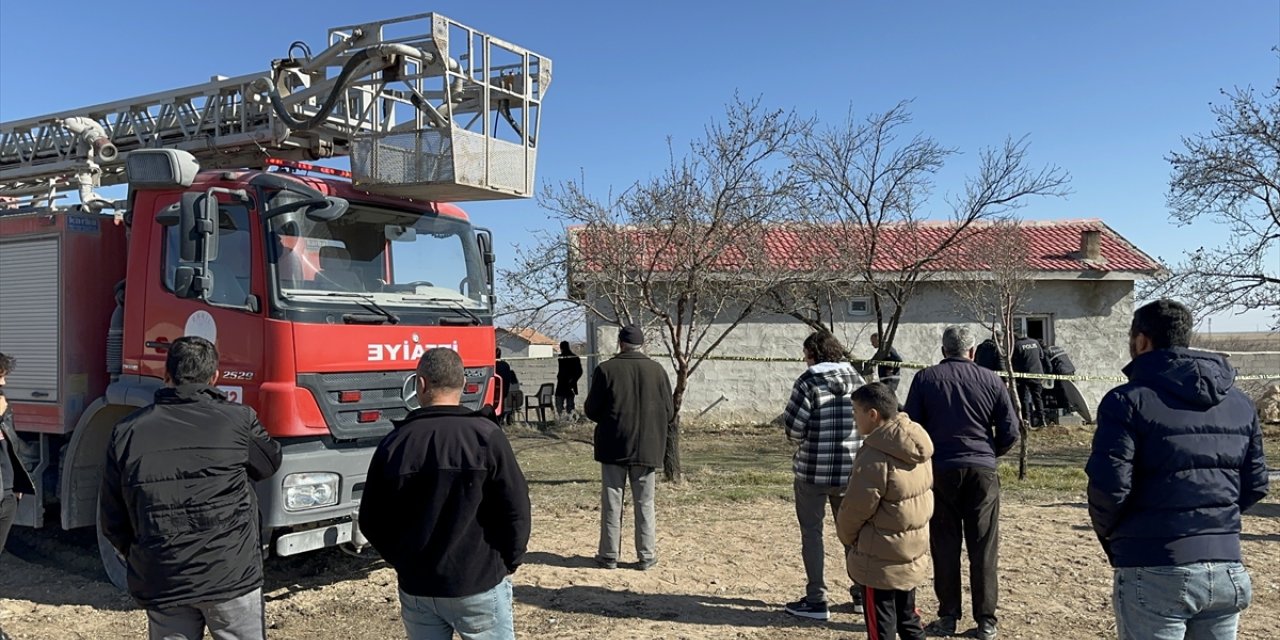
[297,368,493,441]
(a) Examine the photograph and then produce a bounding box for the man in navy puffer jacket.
[1087,299,1269,640]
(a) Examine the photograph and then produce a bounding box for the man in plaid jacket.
[782,331,866,621]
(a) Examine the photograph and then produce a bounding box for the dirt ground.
[2,429,1279,639]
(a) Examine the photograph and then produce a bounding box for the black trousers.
[863,585,925,640]
[930,466,1000,624]
[0,492,16,555]
[1016,380,1045,427]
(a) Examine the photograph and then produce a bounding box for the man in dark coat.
[974,327,1004,373]
[1010,326,1046,428]
[100,336,282,640]
[904,326,1019,640]
[360,348,531,639]
[555,341,584,419]
[584,325,674,570]
[1087,299,1268,640]
[869,332,903,395]
[495,348,520,425]
[0,352,36,556]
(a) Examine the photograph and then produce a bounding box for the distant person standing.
[99,336,282,640]
[360,348,532,640]
[782,331,866,621]
[974,327,1004,373]
[869,332,904,395]
[1,352,36,557]
[1010,326,1046,428]
[1040,341,1078,424]
[495,348,520,426]
[556,341,584,419]
[904,325,1019,640]
[1087,299,1268,640]
[584,325,673,571]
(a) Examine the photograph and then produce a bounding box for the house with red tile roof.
[496,326,559,359]
[571,219,1163,422]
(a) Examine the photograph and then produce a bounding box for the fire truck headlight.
[283,473,340,511]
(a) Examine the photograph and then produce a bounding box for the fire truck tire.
[96,502,128,591]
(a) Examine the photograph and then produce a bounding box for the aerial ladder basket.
[340,14,550,201]
[0,13,550,207]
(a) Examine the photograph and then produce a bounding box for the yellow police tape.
[503,353,1278,383]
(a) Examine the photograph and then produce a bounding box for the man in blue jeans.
[1087,299,1269,640]
[360,348,532,640]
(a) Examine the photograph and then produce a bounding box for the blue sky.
[2,1,1277,331]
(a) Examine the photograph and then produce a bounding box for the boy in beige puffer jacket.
[837,382,934,639]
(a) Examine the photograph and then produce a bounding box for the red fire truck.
[0,12,548,586]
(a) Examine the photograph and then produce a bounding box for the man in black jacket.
[100,336,282,640]
[0,352,36,556]
[495,348,520,425]
[869,332,903,395]
[556,341,584,419]
[904,326,1019,640]
[1087,300,1268,640]
[585,325,674,571]
[1010,327,1046,428]
[360,348,531,639]
[974,327,1004,373]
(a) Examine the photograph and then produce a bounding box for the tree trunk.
[1017,422,1029,481]
[663,375,687,482]
[999,328,1029,481]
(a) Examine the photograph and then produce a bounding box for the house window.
[848,296,873,316]
[1013,315,1054,344]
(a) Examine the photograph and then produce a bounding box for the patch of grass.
[512,422,1099,509]
[998,461,1088,499]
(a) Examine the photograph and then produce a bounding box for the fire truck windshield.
[266,199,488,311]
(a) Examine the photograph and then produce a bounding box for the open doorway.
[1014,315,1054,345]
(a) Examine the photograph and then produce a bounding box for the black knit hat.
[619,325,645,345]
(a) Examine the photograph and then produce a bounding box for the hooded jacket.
[783,361,866,486]
[837,413,934,591]
[1086,347,1269,568]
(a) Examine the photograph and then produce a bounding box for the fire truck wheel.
[96,502,128,591]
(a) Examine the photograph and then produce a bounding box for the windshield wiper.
[417,297,482,326]
[305,291,401,325]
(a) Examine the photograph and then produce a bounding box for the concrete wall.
[586,278,1137,423]
[496,335,555,360]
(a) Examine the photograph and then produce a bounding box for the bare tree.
[1142,87,1280,327]
[502,96,810,480]
[953,220,1036,479]
[788,101,1070,366]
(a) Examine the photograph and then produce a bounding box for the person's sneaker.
[784,598,830,621]
[975,619,998,640]
[925,615,958,636]
[849,587,864,614]
[594,557,617,570]
[636,558,658,571]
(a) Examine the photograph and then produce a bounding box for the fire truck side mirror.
[176,191,220,263]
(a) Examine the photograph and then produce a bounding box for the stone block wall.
[587,279,1138,424]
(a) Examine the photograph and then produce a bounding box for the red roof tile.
[497,327,559,346]
[571,219,1161,274]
